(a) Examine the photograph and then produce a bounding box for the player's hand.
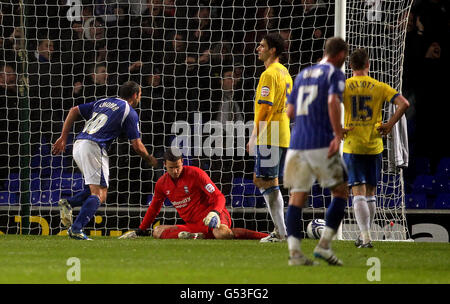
[203,211,221,229]
[376,122,393,136]
[118,228,148,239]
[327,136,341,159]
[148,154,158,168]
[118,230,137,239]
[342,127,353,138]
[52,137,67,155]
[246,136,256,156]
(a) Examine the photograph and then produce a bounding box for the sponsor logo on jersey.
[171,196,191,208]
[261,86,270,97]
[205,183,215,193]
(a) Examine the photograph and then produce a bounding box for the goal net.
[0,0,412,240]
[340,0,413,241]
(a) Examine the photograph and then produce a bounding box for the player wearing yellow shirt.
[343,49,409,248]
[246,33,293,242]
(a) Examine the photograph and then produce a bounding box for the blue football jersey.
[76,97,140,150]
[288,62,346,150]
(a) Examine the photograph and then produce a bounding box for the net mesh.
[0,0,411,239]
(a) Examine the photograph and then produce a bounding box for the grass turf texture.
[0,235,449,284]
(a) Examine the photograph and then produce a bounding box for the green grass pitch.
[0,235,449,284]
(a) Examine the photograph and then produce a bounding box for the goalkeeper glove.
[203,210,221,229]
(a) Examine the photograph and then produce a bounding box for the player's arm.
[247,73,274,153]
[328,93,345,158]
[195,169,226,229]
[124,112,158,167]
[247,104,270,154]
[251,103,271,138]
[377,95,410,136]
[120,180,166,239]
[140,183,165,231]
[131,138,158,167]
[286,103,295,119]
[52,106,80,155]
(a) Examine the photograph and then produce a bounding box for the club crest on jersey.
[184,186,189,194]
[205,183,215,193]
[261,86,270,97]
[166,190,170,195]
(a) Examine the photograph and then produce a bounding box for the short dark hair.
[324,37,348,58]
[164,147,183,162]
[119,81,140,100]
[349,48,369,71]
[263,32,286,58]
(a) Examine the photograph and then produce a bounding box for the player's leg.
[312,181,347,265]
[154,225,206,239]
[312,149,348,265]
[366,184,377,232]
[283,149,317,265]
[69,184,105,240]
[343,153,373,247]
[59,184,91,227]
[253,146,287,242]
[67,184,91,207]
[365,153,382,240]
[286,192,317,265]
[68,140,108,240]
[212,224,234,239]
[230,228,269,239]
[352,184,372,246]
[209,208,269,240]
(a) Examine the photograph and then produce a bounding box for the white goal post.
[0,0,413,240]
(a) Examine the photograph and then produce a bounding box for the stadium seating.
[412,174,435,195]
[404,156,450,209]
[413,157,432,176]
[30,190,60,206]
[435,157,450,180]
[405,193,428,209]
[231,178,265,207]
[433,193,450,209]
[0,192,18,205]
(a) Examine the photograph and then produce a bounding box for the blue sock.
[286,205,302,239]
[326,197,347,231]
[71,195,100,232]
[67,185,91,207]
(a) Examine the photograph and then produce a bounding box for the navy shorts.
[254,145,287,179]
[343,152,382,187]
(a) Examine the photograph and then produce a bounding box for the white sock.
[259,187,274,220]
[262,188,287,238]
[287,235,301,253]
[366,196,376,229]
[318,227,336,249]
[353,195,371,243]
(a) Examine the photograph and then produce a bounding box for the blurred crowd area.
[0,0,448,205]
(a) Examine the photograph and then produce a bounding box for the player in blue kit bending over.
[52,81,158,240]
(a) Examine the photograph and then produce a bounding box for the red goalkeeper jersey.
[139,166,226,230]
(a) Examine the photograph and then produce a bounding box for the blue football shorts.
[343,152,382,187]
[254,145,287,179]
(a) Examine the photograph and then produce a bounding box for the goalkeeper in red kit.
[119,147,269,240]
